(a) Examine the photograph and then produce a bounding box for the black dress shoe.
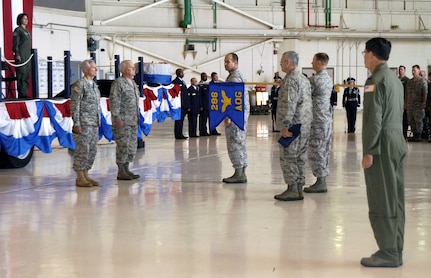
[190,135,199,138]
[211,131,221,136]
[175,135,188,139]
[200,133,211,136]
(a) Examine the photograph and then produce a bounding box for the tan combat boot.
[274,183,303,201]
[84,170,99,186]
[222,168,247,183]
[125,162,140,179]
[298,181,304,198]
[76,170,92,187]
[304,177,327,193]
[117,164,133,180]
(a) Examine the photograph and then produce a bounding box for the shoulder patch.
[364,84,375,93]
[72,85,81,94]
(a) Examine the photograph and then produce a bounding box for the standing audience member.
[427,73,431,142]
[12,13,32,99]
[342,77,361,133]
[188,77,200,137]
[330,86,338,109]
[304,53,333,193]
[209,72,222,136]
[422,70,430,140]
[71,59,101,187]
[405,65,428,142]
[398,65,410,138]
[173,68,190,139]
[274,51,312,201]
[222,53,249,183]
[361,37,406,268]
[270,73,282,132]
[110,60,141,180]
[198,72,211,136]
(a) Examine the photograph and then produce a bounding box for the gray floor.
[0,110,430,277]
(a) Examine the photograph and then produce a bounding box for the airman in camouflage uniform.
[304,53,333,193]
[222,53,250,183]
[274,51,312,201]
[405,65,428,142]
[110,60,141,180]
[71,59,101,187]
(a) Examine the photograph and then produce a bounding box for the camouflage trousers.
[407,108,425,133]
[308,123,332,178]
[279,134,309,185]
[72,125,99,171]
[225,122,248,169]
[113,125,138,165]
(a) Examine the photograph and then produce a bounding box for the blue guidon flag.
[209,82,245,131]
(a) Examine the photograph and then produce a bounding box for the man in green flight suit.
[361,37,406,267]
[13,13,32,99]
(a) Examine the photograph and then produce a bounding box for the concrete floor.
[0,110,430,277]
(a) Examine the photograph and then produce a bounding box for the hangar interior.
[1,0,431,277]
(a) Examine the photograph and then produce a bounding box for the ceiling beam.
[97,0,169,25]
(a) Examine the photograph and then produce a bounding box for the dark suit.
[199,83,210,135]
[172,77,190,138]
[188,85,200,137]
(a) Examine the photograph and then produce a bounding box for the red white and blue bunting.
[0,90,181,157]
[0,99,74,157]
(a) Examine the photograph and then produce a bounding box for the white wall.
[33,7,87,61]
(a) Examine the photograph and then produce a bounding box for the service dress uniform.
[270,83,280,131]
[12,25,31,98]
[198,82,210,136]
[362,62,406,265]
[188,84,200,137]
[173,77,190,139]
[343,81,361,133]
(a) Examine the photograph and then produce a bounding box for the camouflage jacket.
[71,77,101,127]
[406,76,428,107]
[309,69,333,125]
[109,76,140,126]
[276,69,312,133]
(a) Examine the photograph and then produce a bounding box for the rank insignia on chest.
[364,84,375,93]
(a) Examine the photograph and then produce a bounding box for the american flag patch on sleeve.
[364,84,375,93]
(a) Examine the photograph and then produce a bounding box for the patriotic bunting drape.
[0,99,74,157]
[0,93,180,158]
